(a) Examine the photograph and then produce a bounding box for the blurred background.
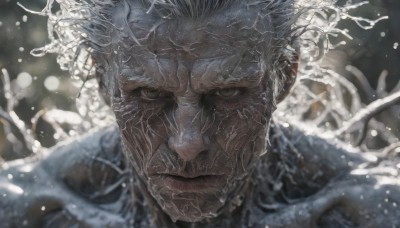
[0,0,79,160]
[0,0,399,161]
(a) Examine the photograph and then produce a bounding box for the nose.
[168,101,209,162]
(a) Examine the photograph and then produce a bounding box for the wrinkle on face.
[112,0,274,91]
[108,0,278,223]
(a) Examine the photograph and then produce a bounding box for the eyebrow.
[119,69,156,90]
[119,68,182,93]
[198,74,264,92]
[194,60,264,92]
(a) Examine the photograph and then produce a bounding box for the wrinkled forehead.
[110,0,274,57]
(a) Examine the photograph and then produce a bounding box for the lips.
[155,173,223,193]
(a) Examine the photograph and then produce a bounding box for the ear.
[275,53,299,103]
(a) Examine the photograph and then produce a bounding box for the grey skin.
[1,0,400,227]
[1,124,399,227]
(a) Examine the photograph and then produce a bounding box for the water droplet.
[380,32,386,37]
[22,15,28,22]
[31,107,35,111]
[15,21,21,26]
[384,209,388,214]
[17,72,32,88]
[0,21,2,27]
[370,130,378,137]
[394,42,399,50]
[19,47,24,52]
[7,174,13,180]
[18,59,22,63]
[44,76,60,91]
[393,202,397,207]
[41,206,46,211]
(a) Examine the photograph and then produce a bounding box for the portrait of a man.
[0,0,399,227]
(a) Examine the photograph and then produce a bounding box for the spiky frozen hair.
[29,0,302,103]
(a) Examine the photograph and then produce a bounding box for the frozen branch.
[1,69,36,158]
[335,90,400,144]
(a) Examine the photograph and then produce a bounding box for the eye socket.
[140,88,169,100]
[214,88,241,98]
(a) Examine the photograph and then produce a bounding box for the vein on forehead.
[112,0,272,94]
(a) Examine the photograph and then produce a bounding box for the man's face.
[109,1,277,222]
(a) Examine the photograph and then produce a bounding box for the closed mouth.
[156,173,223,192]
[163,173,217,179]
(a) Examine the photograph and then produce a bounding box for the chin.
[164,203,222,223]
[149,186,229,223]
[172,213,216,223]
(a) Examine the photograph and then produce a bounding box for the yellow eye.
[215,88,240,97]
[141,88,162,99]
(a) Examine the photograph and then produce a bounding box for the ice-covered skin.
[101,0,299,223]
[1,124,400,227]
[1,0,400,227]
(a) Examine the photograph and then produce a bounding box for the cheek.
[214,97,271,158]
[112,97,168,173]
